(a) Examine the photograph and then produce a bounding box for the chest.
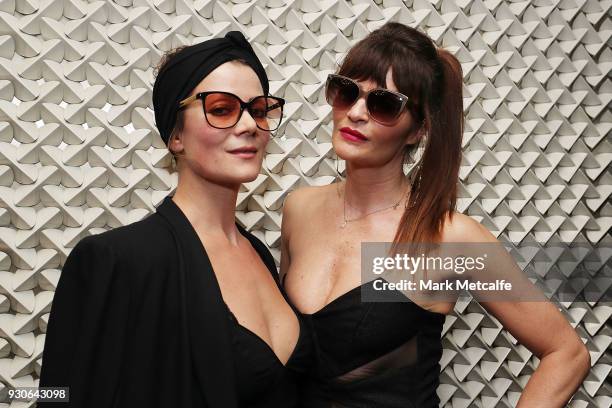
[285,211,402,314]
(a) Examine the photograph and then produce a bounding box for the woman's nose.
[346,97,369,123]
[235,108,258,134]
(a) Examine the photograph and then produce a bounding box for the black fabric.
[153,30,269,145]
[225,301,311,407]
[298,281,446,408]
[38,195,306,408]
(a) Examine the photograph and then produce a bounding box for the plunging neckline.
[224,302,302,368]
[163,195,303,369]
[215,225,301,369]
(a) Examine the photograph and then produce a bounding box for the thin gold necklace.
[340,183,409,228]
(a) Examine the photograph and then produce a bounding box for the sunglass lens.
[250,97,283,131]
[326,76,359,109]
[367,90,404,124]
[203,93,241,128]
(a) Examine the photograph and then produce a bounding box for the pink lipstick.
[228,146,258,159]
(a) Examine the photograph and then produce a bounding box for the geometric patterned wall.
[0,0,610,406]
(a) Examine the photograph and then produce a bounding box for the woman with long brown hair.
[281,22,590,407]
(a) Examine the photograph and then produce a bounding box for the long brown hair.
[337,22,463,245]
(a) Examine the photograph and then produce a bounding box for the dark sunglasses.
[178,91,285,131]
[325,74,411,125]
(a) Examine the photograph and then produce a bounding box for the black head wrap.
[153,31,269,145]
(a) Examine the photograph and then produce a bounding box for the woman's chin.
[228,166,263,184]
[190,166,262,188]
[334,145,372,166]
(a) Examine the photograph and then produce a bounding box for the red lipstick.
[339,127,368,143]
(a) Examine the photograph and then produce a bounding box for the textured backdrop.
[0,0,610,407]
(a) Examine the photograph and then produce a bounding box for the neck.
[343,161,410,211]
[171,168,241,245]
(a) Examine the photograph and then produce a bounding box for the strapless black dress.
[298,280,446,408]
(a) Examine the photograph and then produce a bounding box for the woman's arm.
[480,300,591,407]
[38,235,129,407]
[446,214,591,408]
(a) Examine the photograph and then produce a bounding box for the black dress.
[296,279,446,408]
[226,301,311,407]
[38,195,311,408]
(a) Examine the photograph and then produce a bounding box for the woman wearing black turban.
[38,31,312,408]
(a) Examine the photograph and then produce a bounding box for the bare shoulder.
[281,183,338,238]
[441,211,498,243]
[283,183,337,218]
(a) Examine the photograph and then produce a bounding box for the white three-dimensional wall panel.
[0,0,610,407]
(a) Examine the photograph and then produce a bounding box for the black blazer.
[38,195,279,408]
